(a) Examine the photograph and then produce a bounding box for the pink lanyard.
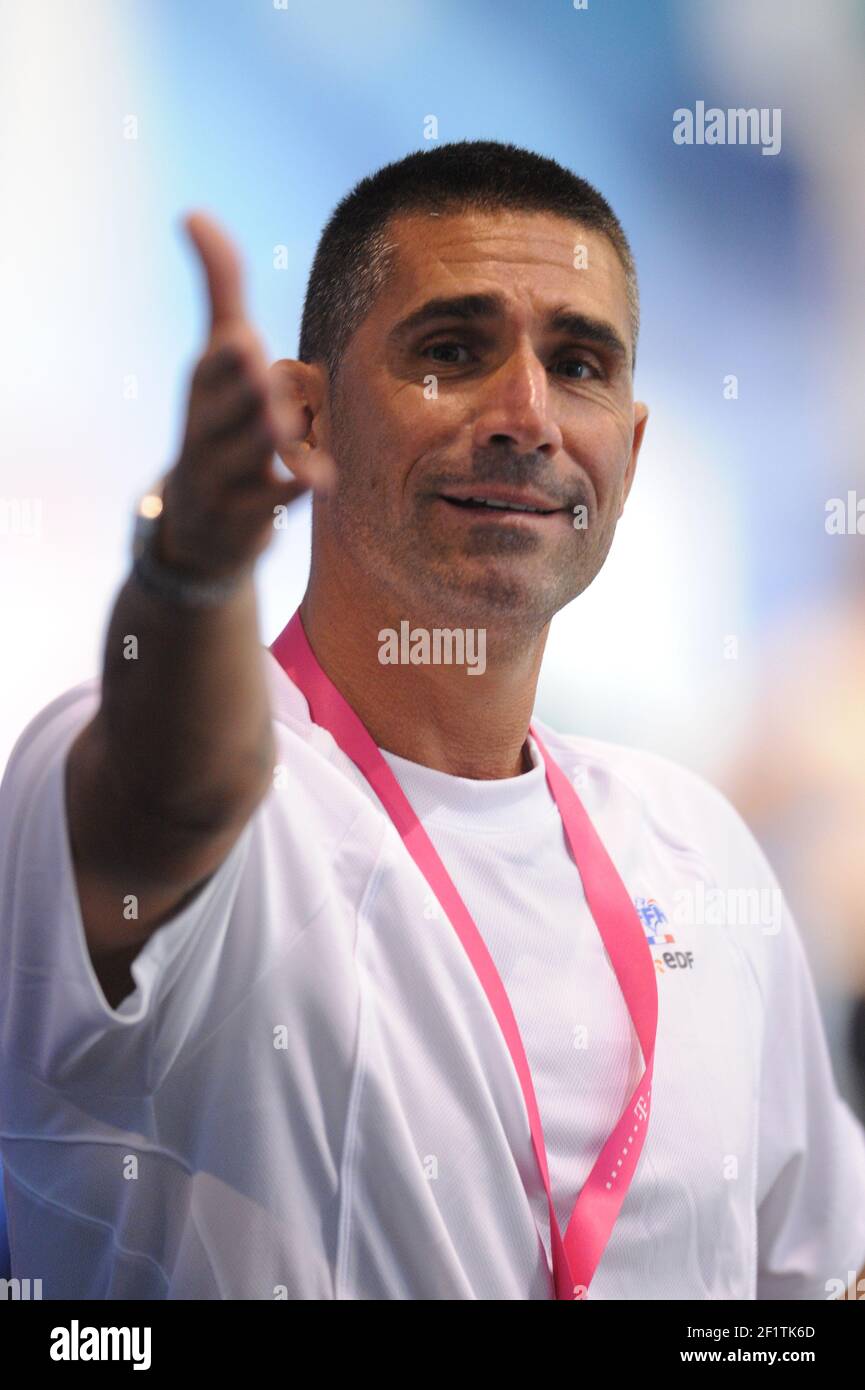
[270,610,658,1299]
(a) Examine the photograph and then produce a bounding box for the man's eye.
[424,341,472,365]
[553,357,600,381]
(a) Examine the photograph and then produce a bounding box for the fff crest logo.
[634,896,674,945]
[634,896,695,973]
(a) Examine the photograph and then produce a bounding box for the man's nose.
[471,342,563,458]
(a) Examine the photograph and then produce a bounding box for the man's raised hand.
[157,210,335,581]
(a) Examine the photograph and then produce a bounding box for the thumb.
[182,210,247,344]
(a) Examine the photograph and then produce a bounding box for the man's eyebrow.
[387,292,629,363]
[388,293,502,339]
[548,307,629,363]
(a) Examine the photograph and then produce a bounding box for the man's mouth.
[437,489,565,517]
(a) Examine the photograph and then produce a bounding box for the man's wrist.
[131,482,248,608]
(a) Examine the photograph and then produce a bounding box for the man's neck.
[298,585,549,781]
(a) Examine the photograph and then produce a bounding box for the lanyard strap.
[270,610,658,1299]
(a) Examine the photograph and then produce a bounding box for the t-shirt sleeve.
[0,682,253,1098]
[754,885,865,1300]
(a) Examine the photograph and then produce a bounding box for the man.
[1,140,864,1300]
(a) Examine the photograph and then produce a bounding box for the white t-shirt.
[2,645,865,1301]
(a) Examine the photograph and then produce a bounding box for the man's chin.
[405,563,571,629]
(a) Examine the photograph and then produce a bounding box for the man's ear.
[618,400,649,518]
[268,358,330,461]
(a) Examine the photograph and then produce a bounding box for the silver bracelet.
[131,537,245,608]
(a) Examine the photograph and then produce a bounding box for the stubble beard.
[322,405,613,634]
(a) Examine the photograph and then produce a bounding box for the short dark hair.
[298,139,640,386]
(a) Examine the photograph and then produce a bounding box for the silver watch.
[131,477,245,607]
